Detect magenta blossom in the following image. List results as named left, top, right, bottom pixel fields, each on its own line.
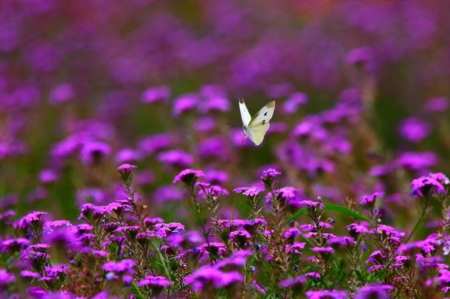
left=173, top=169, right=205, bottom=184
left=234, top=186, right=265, bottom=197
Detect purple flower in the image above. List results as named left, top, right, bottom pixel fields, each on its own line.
left=199, top=86, right=230, bottom=112
left=51, top=135, right=82, bottom=159
left=234, top=186, right=264, bottom=197
left=396, top=151, right=438, bottom=171
left=91, top=291, right=110, bottom=299
left=197, top=242, right=228, bottom=257
left=337, top=91, right=359, bottom=110
left=328, top=236, right=356, bottom=247
left=49, top=83, right=74, bottom=104
left=194, top=117, right=216, bottom=133
left=424, top=96, right=449, bottom=112
left=115, top=226, right=140, bottom=234
left=138, top=275, right=172, bottom=287
left=305, top=290, right=347, bottom=299
left=282, top=92, right=308, bottom=114
left=304, top=232, right=336, bottom=240
left=311, top=247, right=335, bottom=254
left=158, top=150, right=193, bottom=168
left=417, top=255, right=444, bottom=269
left=20, top=270, right=40, bottom=279
left=390, top=255, right=409, bottom=267
left=138, top=134, right=173, bottom=156
left=397, top=237, right=436, bottom=255
left=198, top=137, right=230, bottom=161
left=135, top=170, right=155, bottom=185
left=173, top=93, right=199, bottom=116
left=285, top=242, right=306, bottom=254
left=198, top=185, right=230, bottom=200
left=268, top=122, right=288, bottom=133
left=354, top=284, right=390, bottom=299
left=298, top=200, right=324, bottom=210
left=45, top=264, right=68, bottom=278
left=165, top=230, right=203, bottom=249
left=155, top=222, right=185, bottom=238
left=283, top=228, right=301, bottom=239
left=102, top=259, right=136, bottom=276
left=43, top=220, right=71, bottom=229
left=204, top=169, right=229, bottom=185
left=28, top=286, right=46, bottom=297
left=265, top=83, right=293, bottom=98
left=411, top=175, right=445, bottom=198
left=0, top=210, right=16, bottom=221
left=260, top=168, right=282, bottom=182
left=21, top=246, right=50, bottom=263
left=76, top=188, right=109, bottom=205
left=153, top=185, right=184, bottom=203
left=305, top=272, right=321, bottom=279
left=0, top=270, right=15, bottom=285
left=360, top=191, right=384, bottom=207
left=229, top=230, right=252, bottom=248
left=173, top=169, right=205, bottom=185
left=398, top=117, right=431, bottom=143
left=78, top=203, right=107, bottom=220
left=214, top=250, right=253, bottom=270
left=115, top=148, right=142, bottom=164
left=374, top=225, right=405, bottom=243
left=346, top=46, right=375, bottom=71
left=117, top=163, right=137, bottom=182
left=272, top=187, right=299, bottom=204
left=39, top=169, right=59, bottom=184
left=16, top=211, right=47, bottom=229
left=369, top=165, right=395, bottom=177
left=429, top=172, right=450, bottom=185
left=299, top=222, right=332, bottom=231
left=141, top=85, right=170, bottom=104
left=1, top=238, right=30, bottom=253
left=291, top=116, right=327, bottom=140
left=80, top=141, right=111, bottom=165
left=184, top=267, right=243, bottom=290
left=279, top=275, right=306, bottom=290
left=347, top=222, right=371, bottom=236
left=144, top=217, right=164, bottom=227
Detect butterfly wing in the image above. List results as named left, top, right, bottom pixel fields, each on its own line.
left=248, top=101, right=275, bottom=127
left=246, top=122, right=271, bottom=145
left=239, top=99, right=251, bottom=127
left=247, top=101, right=275, bottom=145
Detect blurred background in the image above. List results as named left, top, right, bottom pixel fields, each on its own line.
left=1, top=0, right=450, bottom=224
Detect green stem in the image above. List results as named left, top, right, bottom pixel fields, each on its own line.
left=404, top=199, right=429, bottom=243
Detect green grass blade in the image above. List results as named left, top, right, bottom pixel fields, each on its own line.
left=323, top=203, right=370, bottom=221
left=286, top=208, right=308, bottom=223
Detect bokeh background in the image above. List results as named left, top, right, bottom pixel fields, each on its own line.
left=1, top=0, right=450, bottom=224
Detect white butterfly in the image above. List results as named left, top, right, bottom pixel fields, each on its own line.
left=239, top=99, right=276, bottom=145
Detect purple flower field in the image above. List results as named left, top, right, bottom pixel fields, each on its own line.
left=1, top=1, right=450, bottom=298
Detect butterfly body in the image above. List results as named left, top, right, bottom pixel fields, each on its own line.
left=239, top=99, right=275, bottom=145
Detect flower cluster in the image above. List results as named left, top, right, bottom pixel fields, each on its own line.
left=1, top=1, right=450, bottom=298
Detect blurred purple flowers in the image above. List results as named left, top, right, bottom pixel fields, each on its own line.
left=1, top=1, right=450, bottom=298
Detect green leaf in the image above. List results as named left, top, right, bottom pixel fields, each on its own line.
left=286, top=208, right=308, bottom=223
left=286, top=203, right=370, bottom=223
left=323, top=203, right=370, bottom=221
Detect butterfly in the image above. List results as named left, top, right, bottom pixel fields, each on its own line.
left=239, top=99, right=276, bottom=145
